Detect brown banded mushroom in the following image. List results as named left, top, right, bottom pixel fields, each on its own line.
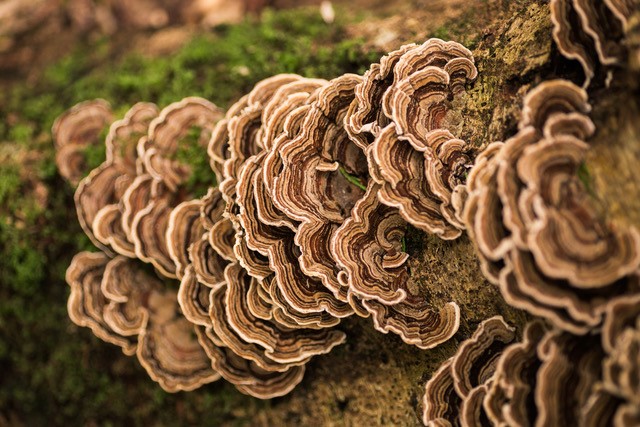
left=142, top=97, right=223, bottom=191
left=369, top=125, right=470, bottom=239
left=222, top=263, right=347, bottom=364
left=421, top=316, right=516, bottom=426
left=463, top=79, right=640, bottom=334
left=583, top=291, right=640, bottom=426
left=136, top=287, right=222, bottom=393
left=127, top=97, right=224, bottom=278
left=166, top=198, right=206, bottom=280
left=66, top=251, right=137, bottom=355
left=73, top=102, right=158, bottom=254
left=274, top=74, right=367, bottom=302
left=217, top=75, right=302, bottom=280
left=195, top=326, right=306, bottom=399
left=91, top=103, right=160, bottom=257
left=345, top=43, right=418, bottom=149
left=550, top=0, right=636, bottom=85
left=359, top=39, right=477, bottom=239
left=483, top=320, right=548, bottom=426
left=52, top=99, right=113, bottom=185
left=237, top=151, right=353, bottom=320
left=101, top=256, right=158, bottom=338
left=67, top=252, right=221, bottom=392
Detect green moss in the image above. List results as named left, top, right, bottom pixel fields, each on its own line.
left=174, top=127, right=217, bottom=199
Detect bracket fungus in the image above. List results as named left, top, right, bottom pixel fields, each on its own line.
left=422, top=316, right=516, bottom=426
left=56, top=34, right=597, bottom=402
left=358, top=39, right=478, bottom=239
left=550, top=0, right=638, bottom=85
left=463, top=79, right=640, bottom=334
left=67, top=252, right=220, bottom=392
left=52, top=99, right=114, bottom=186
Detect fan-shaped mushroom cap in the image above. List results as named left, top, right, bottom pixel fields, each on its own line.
left=370, top=125, right=469, bottom=239
left=332, top=182, right=408, bottom=305
left=130, top=187, right=179, bottom=278
left=581, top=291, right=640, bottom=426
left=207, top=282, right=300, bottom=372
left=177, top=265, right=219, bottom=327
left=66, top=251, right=137, bottom=355
left=143, top=97, right=223, bottom=191
left=237, top=152, right=352, bottom=318
left=262, top=103, right=311, bottom=224
left=274, top=74, right=367, bottom=299
left=345, top=43, right=418, bottom=149
left=220, top=75, right=301, bottom=216
left=464, top=80, right=640, bottom=334
left=74, top=103, right=159, bottom=255
left=483, top=320, right=548, bottom=426
left=422, top=316, right=515, bottom=426
left=222, top=263, right=346, bottom=364
left=382, top=39, right=476, bottom=122
left=217, top=75, right=303, bottom=281
left=518, top=137, right=640, bottom=287
left=189, top=234, right=229, bottom=288
left=75, top=163, right=125, bottom=254
left=52, top=99, right=113, bottom=185
left=101, top=256, right=159, bottom=338
left=195, top=326, right=306, bottom=399
left=91, top=104, right=160, bottom=256
left=550, top=0, right=634, bottom=85
left=364, top=296, right=460, bottom=350
left=422, top=358, right=458, bottom=426
left=121, top=174, right=155, bottom=239
left=259, top=78, right=328, bottom=151
left=166, top=199, right=205, bottom=280
left=68, top=252, right=220, bottom=392
left=200, top=187, right=225, bottom=231
left=534, top=329, right=604, bottom=426
left=136, top=289, right=221, bottom=392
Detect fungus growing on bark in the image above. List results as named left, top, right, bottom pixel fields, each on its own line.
left=52, top=99, right=113, bottom=185
left=66, top=251, right=138, bottom=355
left=166, top=199, right=205, bottom=280
left=369, top=125, right=471, bottom=239
left=550, top=0, right=636, bottom=85
left=66, top=252, right=220, bottom=392
left=274, top=74, right=367, bottom=301
left=72, top=102, right=157, bottom=254
left=196, top=326, right=306, bottom=399
left=584, top=291, right=640, bottom=426
left=125, top=97, right=223, bottom=278
left=463, top=79, right=640, bottom=334
left=218, top=263, right=346, bottom=364
left=91, top=103, right=160, bottom=257
left=354, top=39, right=477, bottom=239
left=422, top=316, right=516, bottom=426
left=60, top=34, right=500, bottom=400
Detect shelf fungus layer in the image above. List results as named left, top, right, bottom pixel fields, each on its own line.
left=463, top=79, right=640, bottom=334
left=52, top=99, right=114, bottom=185
left=422, top=316, right=516, bottom=426
left=550, top=0, right=636, bottom=84
left=66, top=252, right=220, bottom=392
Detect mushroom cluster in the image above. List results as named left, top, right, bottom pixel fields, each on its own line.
left=56, top=38, right=480, bottom=397
left=422, top=291, right=640, bottom=426
left=550, top=0, right=639, bottom=83
left=462, top=79, right=640, bottom=335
